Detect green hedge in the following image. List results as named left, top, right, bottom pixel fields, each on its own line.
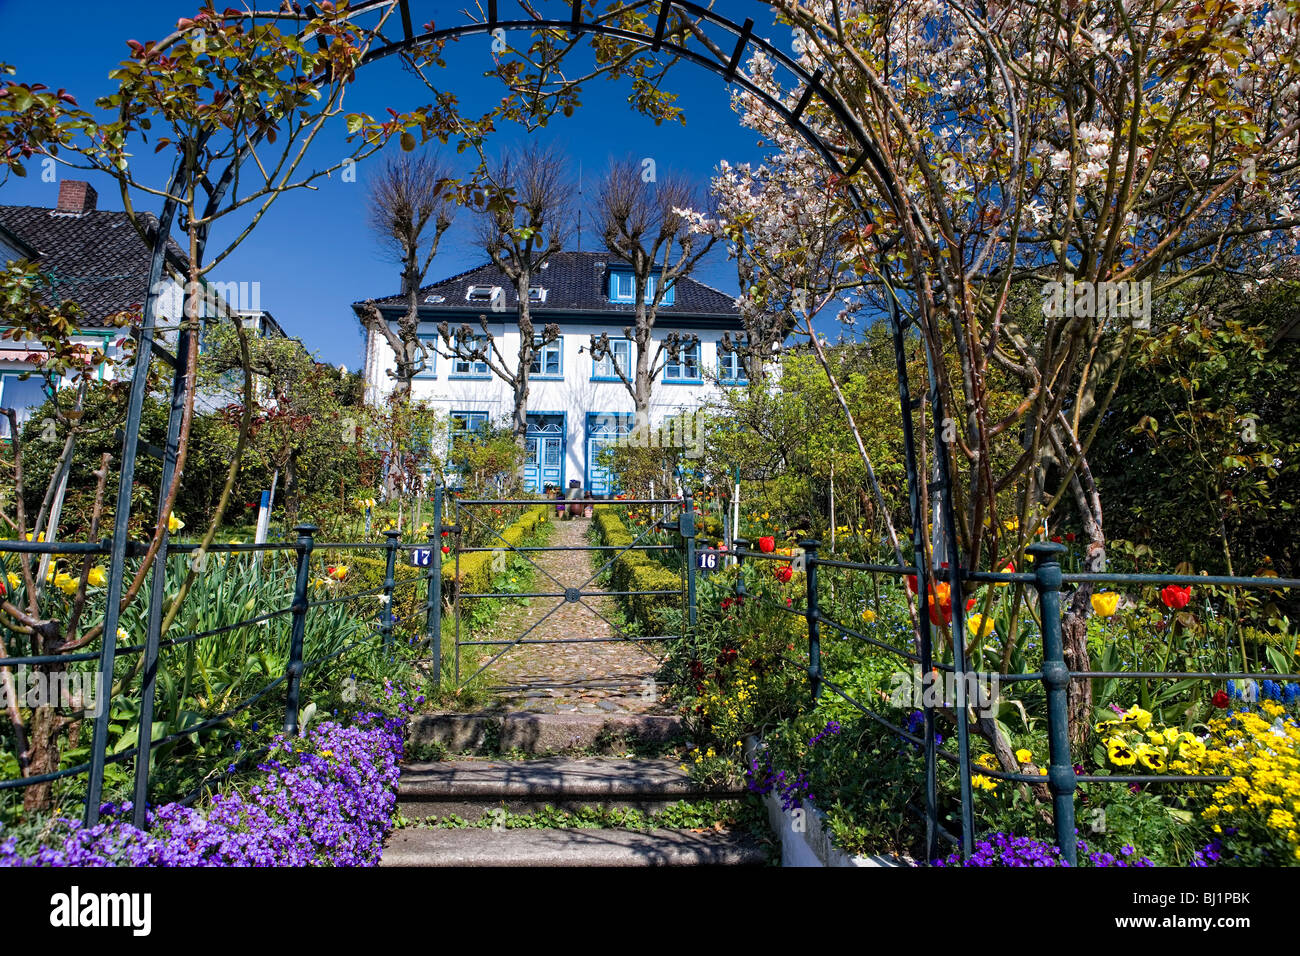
left=342, top=505, right=550, bottom=635
left=592, top=506, right=682, bottom=634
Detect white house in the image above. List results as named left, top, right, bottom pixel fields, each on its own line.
left=354, top=251, right=749, bottom=496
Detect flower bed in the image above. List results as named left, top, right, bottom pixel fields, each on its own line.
left=0, top=713, right=403, bottom=867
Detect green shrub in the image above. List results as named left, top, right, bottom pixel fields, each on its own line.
left=592, top=507, right=682, bottom=633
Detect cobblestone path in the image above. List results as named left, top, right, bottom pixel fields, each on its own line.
left=468, top=516, right=673, bottom=715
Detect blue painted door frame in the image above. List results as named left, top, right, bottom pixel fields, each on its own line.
left=586, top=412, right=632, bottom=497
left=524, top=411, right=566, bottom=493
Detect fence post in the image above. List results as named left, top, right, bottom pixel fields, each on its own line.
left=682, top=493, right=697, bottom=629
left=1028, top=541, right=1077, bottom=865
left=428, top=486, right=444, bottom=683
left=802, top=539, right=822, bottom=701
left=283, top=523, right=316, bottom=735
left=381, top=529, right=400, bottom=646
left=733, top=538, right=748, bottom=599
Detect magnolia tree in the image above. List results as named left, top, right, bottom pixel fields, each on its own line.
left=698, top=0, right=1300, bottom=743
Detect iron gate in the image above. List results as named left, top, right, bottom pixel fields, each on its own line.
left=443, top=496, right=700, bottom=691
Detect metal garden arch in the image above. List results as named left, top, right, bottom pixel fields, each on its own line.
left=89, top=0, right=974, bottom=852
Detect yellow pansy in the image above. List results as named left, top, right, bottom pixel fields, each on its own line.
left=1015, top=749, right=1033, bottom=764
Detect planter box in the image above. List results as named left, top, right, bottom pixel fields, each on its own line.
left=745, top=735, right=911, bottom=868
left=761, top=792, right=909, bottom=867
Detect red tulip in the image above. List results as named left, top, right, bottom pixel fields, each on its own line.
left=1160, top=584, right=1191, bottom=610
left=1212, top=690, right=1229, bottom=709
left=1064, top=533, right=1076, bottom=543
left=906, top=574, right=918, bottom=594
left=1050, top=535, right=1062, bottom=543
left=965, top=597, right=977, bottom=613
left=774, top=565, right=793, bottom=584
left=757, top=536, right=775, bottom=553
left=928, top=582, right=953, bottom=626
left=441, top=545, right=450, bottom=555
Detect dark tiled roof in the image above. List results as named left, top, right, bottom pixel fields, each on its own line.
left=356, top=250, right=739, bottom=318
left=0, top=205, right=188, bottom=327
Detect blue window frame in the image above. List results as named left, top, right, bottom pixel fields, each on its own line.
left=0, top=373, right=49, bottom=439
left=608, top=270, right=675, bottom=306
left=450, top=333, right=490, bottom=378
left=449, top=410, right=489, bottom=439
left=664, top=341, right=701, bottom=383
left=413, top=336, right=437, bottom=378
left=717, top=339, right=749, bottom=384
left=529, top=336, right=562, bottom=378
left=592, top=338, right=632, bottom=381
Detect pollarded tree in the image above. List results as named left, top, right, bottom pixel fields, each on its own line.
left=359, top=150, right=458, bottom=404
left=588, top=158, right=718, bottom=433
left=439, top=143, right=569, bottom=446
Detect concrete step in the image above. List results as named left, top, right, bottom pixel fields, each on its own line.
left=398, top=757, right=746, bottom=820
left=410, top=711, right=684, bottom=756
left=381, top=826, right=767, bottom=867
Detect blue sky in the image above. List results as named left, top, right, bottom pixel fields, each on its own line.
left=0, top=0, right=799, bottom=369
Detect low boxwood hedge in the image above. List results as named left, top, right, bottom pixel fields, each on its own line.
left=340, top=505, right=551, bottom=636
left=592, top=507, right=682, bottom=634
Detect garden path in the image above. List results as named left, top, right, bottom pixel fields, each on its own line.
left=476, top=515, right=671, bottom=716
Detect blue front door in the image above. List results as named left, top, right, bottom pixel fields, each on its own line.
left=524, top=414, right=565, bottom=492
left=586, top=413, right=632, bottom=497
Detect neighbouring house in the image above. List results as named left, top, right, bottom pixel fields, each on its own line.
left=354, top=250, right=748, bottom=495
left=0, top=180, right=285, bottom=434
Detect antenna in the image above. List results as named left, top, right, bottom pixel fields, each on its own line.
left=576, top=160, right=583, bottom=253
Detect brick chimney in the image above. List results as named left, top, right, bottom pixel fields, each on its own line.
left=55, top=180, right=97, bottom=215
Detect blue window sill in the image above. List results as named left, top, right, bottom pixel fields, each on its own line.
left=719, top=378, right=749, bottom=386
left=663, top=378, right=703, bottom=386
left=590, top=375, right=628, bottom=383
left=530, top=374, right=565, bottom=382
left=448, top=373, right=491, bottom=380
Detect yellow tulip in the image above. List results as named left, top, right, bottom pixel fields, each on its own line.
left=87, top=566, right=107, bottom=588
left=967, top=613, right=995, bottom=638
left=6, top=572, right=18, bottom=590
left=1091, top=592, right=1120, bottom=617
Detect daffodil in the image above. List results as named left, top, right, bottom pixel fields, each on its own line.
left=7, top=572, right=19, bottom=590
left=54, top=572, right=77, bottom=596
left=167, top=513, right=185, bottom=534
left=87, top=566, right=107, bottom=588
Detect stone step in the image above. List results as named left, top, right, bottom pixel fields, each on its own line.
left=410, top=711, right=684, bottom=756
left=398, top=757, right=746, bottom=820
left=381, top=826, right=767, bottom=867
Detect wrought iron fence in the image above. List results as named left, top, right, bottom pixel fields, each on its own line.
left=0, top=521, right=452, bottom=831
left=729, top=538, right=1300, bottom=865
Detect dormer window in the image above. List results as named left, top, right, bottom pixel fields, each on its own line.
left=466, top=285, right=503, bottom=304
left=528, top=287, right=548, bottom=304
left=608, top=270, right=675, bottom=306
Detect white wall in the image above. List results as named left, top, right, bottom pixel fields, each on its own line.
left=364, top=320, right=747, bottom=490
